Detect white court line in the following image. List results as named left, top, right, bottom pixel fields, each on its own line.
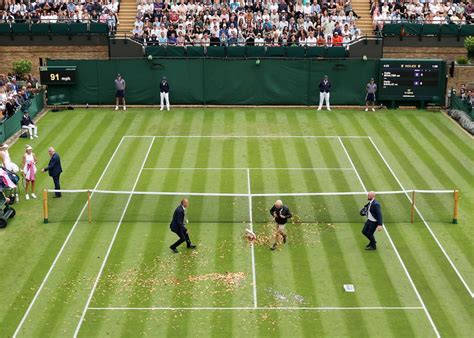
left=124, top=135, right=370, bottom=139
left=73, top=137, right=156, bottom=338
left=143, top=167, right=355, bottom=171
left=12, top=136, right=127, bottom=338
left=340, top=139, right=441, bottom=338
left=368, top=137, right=474, bottom=298
left=247, top=168, right=258, bottom=308
left=338, top=137, right=367, bottom=189
left=88, top=306, right=424, bottom=311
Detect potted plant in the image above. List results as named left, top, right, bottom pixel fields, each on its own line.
left=12, top=59, right=33, bottom=84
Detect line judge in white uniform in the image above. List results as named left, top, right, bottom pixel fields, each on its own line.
left=160, top=76, right=170, bottom=111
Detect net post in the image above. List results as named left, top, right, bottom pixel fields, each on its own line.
left=453, top=189, right=459, bottom=224
left=410, top=190, right=416, bottom=224
left=87, top=190, right=92, bottom=224
left=43, top=189, right=49, bottom=224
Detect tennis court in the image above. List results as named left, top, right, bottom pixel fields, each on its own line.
left=2, top=108, right=472, bottom=337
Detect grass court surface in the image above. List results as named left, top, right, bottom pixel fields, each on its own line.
left=0, top=108, right=472, bottom=337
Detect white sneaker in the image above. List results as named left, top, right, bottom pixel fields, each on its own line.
left=167, top=108, right=170, bottom=111
left=123, top=106, right=127, bottom=110
left=327, top=108, right=331, bottom=111
left=365, top=108, right=368, bottom=112
left=115, top=106, right=118, bottom=111
left=34, top=135, right=39, bottom=138
left=30, top=136, right=34, bottom=140
left=372, top=108, right=375, bottom=112
left=317, top=108, right=321, bottom=111
left=31, top=193, right=37, bottom=199
left=16, top=194, right=19, bottom=203
left=25, top=194, right=30, bottom=200
left=160, top=107, right=163, bottom=111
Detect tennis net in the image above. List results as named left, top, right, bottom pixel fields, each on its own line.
left=42, top=189, right=459, bottom=224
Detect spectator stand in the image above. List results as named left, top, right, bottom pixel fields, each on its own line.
left=126, top=0, right=363, bottom=50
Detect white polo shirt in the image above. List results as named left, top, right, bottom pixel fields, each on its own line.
left=367, top=199, right=377, bottom=222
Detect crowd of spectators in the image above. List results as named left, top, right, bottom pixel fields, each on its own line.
left=371, top=0, right=474, bottom=32
left=0, top=0, right=120, bottom=32
left=0, top=74, right=39, bottom=121
left=459, top=83, right=474, bottom=107
left=130, top=0, right=363, bottom=47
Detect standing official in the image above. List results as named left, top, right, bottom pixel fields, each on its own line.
left=270, top=200, right=292, bottom=251
left=41, top=147, right=63, bottom=198
left=360, top=191, right=383, bottom=250
left=365, top=78, right=377, bottom=111
left=317, top=75, right=331, bottom=111
left=169, top=198, right=196, bottom=253
left=160, top=76, right=170, bottom=111
left=114, top=74, right=126, bottom=111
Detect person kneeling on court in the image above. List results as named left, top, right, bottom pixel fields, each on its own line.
left=360, top=191, right=383, bottom=250
left=169, top=198, right=196, bottom=253
left=270, top=200, right=292, bottom=251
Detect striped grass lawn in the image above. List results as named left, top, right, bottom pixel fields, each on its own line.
left=0, top=108, right=472, bottom=337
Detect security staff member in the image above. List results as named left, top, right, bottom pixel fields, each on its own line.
left=365, top=78, right=377, bottom=111
left=160, top=76, right=170, bottom=111
left=317, top=75, right=331, bottom=111
left=270, top=200, right=292, bottom=251
left=169, top=198, right=196, bottom=253
left=41, top=147, right=63, bottom=198
left=361, top=191, right=383, bottom=250
left=114, top=74, right=126, bottom=111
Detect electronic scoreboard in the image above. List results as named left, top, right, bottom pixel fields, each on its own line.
left=39, top=66, right=77, bottom=85
left=378, top=59, right=445, bottom=102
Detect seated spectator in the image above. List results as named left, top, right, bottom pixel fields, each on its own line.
left=21, top=111, right=39, bottom=140
left=333, top=32, right=343, bottom=46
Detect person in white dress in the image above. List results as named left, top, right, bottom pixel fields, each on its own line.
left=22, top=145, right=38, bottom=200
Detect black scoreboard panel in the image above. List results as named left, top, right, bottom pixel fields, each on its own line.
left=40, top=66, right=77, bottom=85
left=378, top=60, right=445, bottom=101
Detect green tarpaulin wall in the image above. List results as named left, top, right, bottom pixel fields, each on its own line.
left=0, top=92, right=44, bottom=143
left=451, top=95, right=473, bottom=120
left=46, top=58, right=380, bottom=105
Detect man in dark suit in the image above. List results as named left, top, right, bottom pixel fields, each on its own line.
left=270, top=200, right=293, bottom=251
left=317, top=75, right=331, bottom=111
left=41, top=147, right=63, bottom=198
left=169, top=198, right=196, bottom=253
left=361, top=191, right=383, bottom=250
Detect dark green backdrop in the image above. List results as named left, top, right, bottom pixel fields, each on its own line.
left=47, top=58, right=381, bottom=105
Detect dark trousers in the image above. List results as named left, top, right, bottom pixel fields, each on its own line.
left=170, top=227, right=191, bottom=249
left=52, top=174, right=61, bottom=197
left=362, top=220, right=377, bottom=247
